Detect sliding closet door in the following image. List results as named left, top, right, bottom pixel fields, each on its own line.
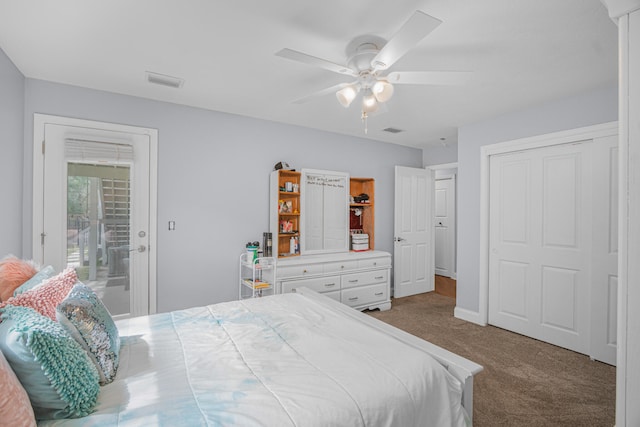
left=488, top=141, right=593, bottom=355
left=488, top=136, right=618, bottom=363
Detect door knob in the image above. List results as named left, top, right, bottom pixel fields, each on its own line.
left=394, top=237, right=406, bottom=242
left=130, top=245, right=146, bottom=253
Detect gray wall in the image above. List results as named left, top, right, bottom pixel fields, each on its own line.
left=456, top=84, right=618, bottom=314
left=21, top=79, right=422, bottom=312
left=423, top=141, right=458, bottom=166
left=0, top=48, right=25, bottom=258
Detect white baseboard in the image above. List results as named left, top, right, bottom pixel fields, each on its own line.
left=454, top=306, right=486, bottom=326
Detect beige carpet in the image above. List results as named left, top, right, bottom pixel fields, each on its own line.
left=366, top=292, right=616, bottom=426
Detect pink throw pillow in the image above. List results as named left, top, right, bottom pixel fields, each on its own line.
left=0, top=268, right=77, bottom=321
left=0, top=256, right=38, bottom=302
left=0, top=350, right=37, bottom=427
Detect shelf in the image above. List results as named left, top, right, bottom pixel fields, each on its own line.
left=278, top=253, right=300, bottom=258
left=278, top=232, right=299, bottom=237
left=278, top=212, right=300, bottom=216
left=241, top=279, right=272, bottom=290
left=350, top=177, right=375, bottom=251
left=279, top=191, right=300, bottom=196
left=241, top=262, right=274, bottom=270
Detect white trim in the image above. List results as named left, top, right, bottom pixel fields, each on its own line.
left=478, top=121, right=618, bottom=325
left=454, top=306, right=485, bottom=326
left=426, top=161, right=458, bottom=170
left=32, top=114, right=158, bottom=315
left=604, top=0, right=640, bottom=18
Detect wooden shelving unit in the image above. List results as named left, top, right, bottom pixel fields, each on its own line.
left=349, top=177, right=375, bottom=251
left=270, top=170, right=301, bottom=258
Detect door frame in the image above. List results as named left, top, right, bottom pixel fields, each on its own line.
left=32, top=114, right=158, bottom=314
left=429, top=162, right=458, bottom=279
left=473, top=121, right=619, bottom=326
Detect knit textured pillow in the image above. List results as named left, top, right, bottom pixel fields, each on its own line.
left=57, top=282, right=120, bottom=385
left=0, top=348, right=37, bottom=427
left=0, top=255, right=38, bottom=302
left=14, top=265, right=56, bottom=296
left=0, top=267, right=77, bottom=321
left=0, top=305, right=100, bottom=420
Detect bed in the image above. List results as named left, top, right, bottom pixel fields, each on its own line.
left=31, top=287, right=481, bottom=427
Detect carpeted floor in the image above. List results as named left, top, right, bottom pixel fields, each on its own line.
left=366, top=292, right=616, bottom=426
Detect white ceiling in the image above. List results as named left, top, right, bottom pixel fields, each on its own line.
left=0, top=0, right=618, bottom=149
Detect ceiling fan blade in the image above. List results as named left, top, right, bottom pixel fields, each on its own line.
left=386, top=71, right=472, bottom=86
left=292, top=82, right=355, bottom=104
left=372, top=11, right=442, bottom=72
left=276, top=48, right=356, bottom=76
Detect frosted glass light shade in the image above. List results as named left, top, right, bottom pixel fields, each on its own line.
left=372, top=80, right=394, bottom=103
left=362, top=92, right=379, bottom=113
left=336, top=86, right=358, bottom=107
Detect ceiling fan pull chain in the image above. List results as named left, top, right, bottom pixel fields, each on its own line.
left=362, top=111, right=368, bottom=134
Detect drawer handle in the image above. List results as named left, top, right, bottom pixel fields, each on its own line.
left=341, top=265, right=344, bottom=269
left=374, top=292, right=384, bottom=296
left=373, top=262, right=377, bottom=266
left=348, top=279, right=359, bottom=283
left=303, top=269, right=307, bottom=273
left=375, top=276, right=384, bottom=280
left=324, top=283, right=336, bottom=287
left=348, top=297, right=359, bottom=301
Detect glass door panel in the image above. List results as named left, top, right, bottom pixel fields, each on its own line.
left=67, top=163, right=131, bottom=315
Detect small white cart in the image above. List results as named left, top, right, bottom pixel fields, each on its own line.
left=239, top=253, right=276, bottom=299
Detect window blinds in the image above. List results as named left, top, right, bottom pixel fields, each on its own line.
left=65, top=138, right=134, bottom=163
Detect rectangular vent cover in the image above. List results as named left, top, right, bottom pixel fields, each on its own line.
left=146, top=71, right=184, bottom=88
left=383, top=127, right=404, bottom=134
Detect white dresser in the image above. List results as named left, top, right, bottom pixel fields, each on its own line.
left=276, top=250, right=391, bottom=311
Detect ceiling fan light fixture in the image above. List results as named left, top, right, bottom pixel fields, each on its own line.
left=362, top=90, right=379, bottom=113
left=372, top=80, right=394, bottom=103
left=336, top=85, right=358, bottom=108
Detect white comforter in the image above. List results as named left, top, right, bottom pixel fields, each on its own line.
left=40, top=291, right=469, bottom=426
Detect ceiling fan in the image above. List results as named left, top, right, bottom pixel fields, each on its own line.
left=275, top=10, right=470, bottom=132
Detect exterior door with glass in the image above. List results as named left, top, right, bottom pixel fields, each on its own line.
left=33, top=114, right=156, bottom=319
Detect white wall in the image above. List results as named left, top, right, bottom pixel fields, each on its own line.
left=456, top=84, right=618, bottom=313
left=0, top=48, right=24, bottom=258
left=20, top=79, right=422, bottom=312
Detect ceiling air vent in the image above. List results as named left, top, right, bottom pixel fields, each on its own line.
left=146, top=71, right=184, bottom=89
left=383, top=127, right=404, bottom=134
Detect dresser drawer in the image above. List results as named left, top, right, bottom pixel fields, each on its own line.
left=278, top=263, right=323, bottom=278
left=323, top=260, right=358, bottom=274
left=341, top=283, right=388, bottom=308
left=341, top=269, right=389, bottom=289
left=281, top=275, right=341, bottom=294
left=358, top=257, right=391, bottom=269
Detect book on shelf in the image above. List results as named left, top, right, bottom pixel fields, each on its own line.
left=242, top=279, right=271, bottom=289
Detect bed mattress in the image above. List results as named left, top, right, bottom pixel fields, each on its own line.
left=39, top=291, right=469, bottom=426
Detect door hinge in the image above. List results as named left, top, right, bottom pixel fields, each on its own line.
left=41, top=140, right=45, bottom=155
left=40, top=232, right=46, bottom=245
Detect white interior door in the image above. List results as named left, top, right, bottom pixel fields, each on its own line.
left=488, top=138, right=617, bottom=363
left=393, top=166, right=434, bottom=298
left=590, top=135, right=619, bottom=365
left=434, top=176, right=455, bottom=278
left=33, top=115, right=157, bottom=319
